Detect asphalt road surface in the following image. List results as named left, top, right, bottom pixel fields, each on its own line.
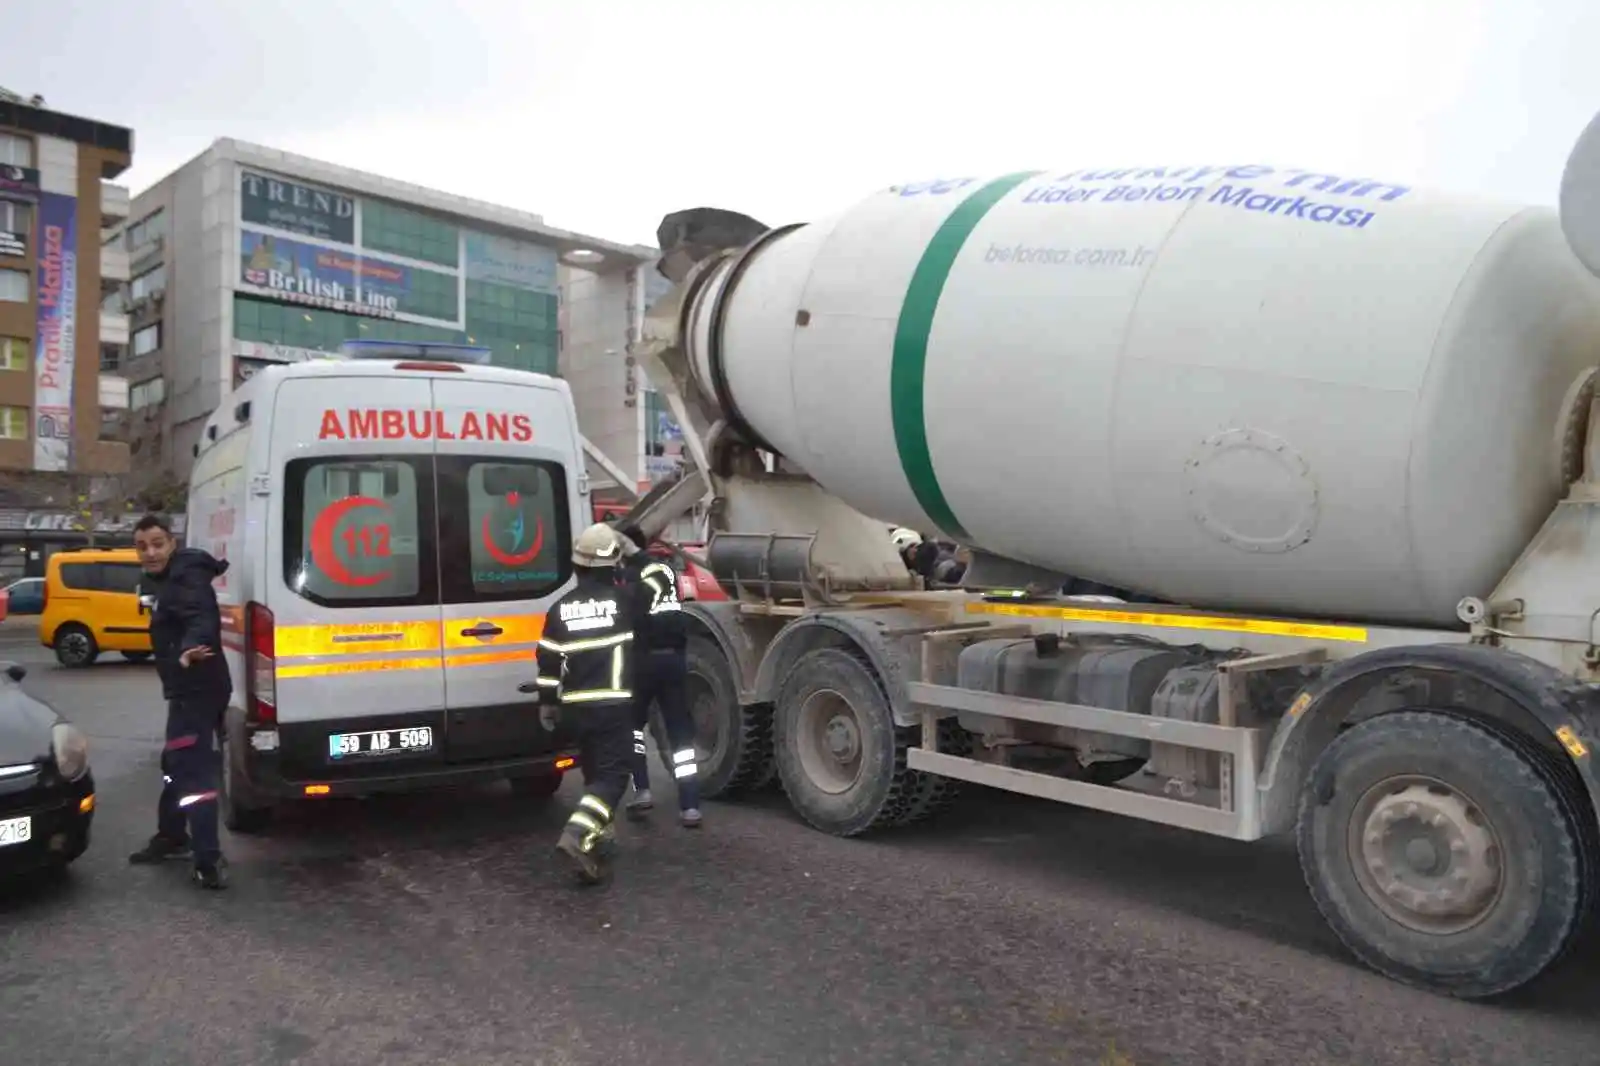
left=2, top=621, right=1599, bottom=1066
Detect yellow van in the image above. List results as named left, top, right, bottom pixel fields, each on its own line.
left=38, top=548, right=154, bottom=668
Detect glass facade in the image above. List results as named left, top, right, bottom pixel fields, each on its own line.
left=362, top=199, right=459, bottom=267
left=234, top=294, right=559, bottom=376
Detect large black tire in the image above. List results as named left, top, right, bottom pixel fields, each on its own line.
left=773, top=646, right=926, bottom=837
left=53, top=624, right=98, bottom=668
left=896, top=718, right=972, bottom=826
left=220, top=731, right=274, bottom=835
left=1297, top=710, right=1590, bottom=999
left=686, top=636, right=774, bottom=798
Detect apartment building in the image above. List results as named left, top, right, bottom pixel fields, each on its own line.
left=0, top=92, right=133, bottom=484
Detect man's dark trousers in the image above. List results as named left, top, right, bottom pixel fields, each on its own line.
left=157, top=696, right=225, bottom=864
left=630, top=648, right=701, bottom=810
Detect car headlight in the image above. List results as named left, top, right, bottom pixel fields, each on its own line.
left=51, top=722, right=89, bottom=781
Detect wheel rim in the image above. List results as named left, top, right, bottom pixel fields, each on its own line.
left=796, top=688, right=863, bottom=795
left=59, top=632, right=90, bottom=664
left=1346, top=774, right=1506, bottom=935
left=687, top=673, right=725, bottom=767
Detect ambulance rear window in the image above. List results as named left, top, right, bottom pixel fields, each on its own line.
left=282, top=456, right=438, bottom=608
left=436, top=456, right=571, bottom=603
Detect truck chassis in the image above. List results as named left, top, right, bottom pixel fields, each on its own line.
left=672, top=590, right=1600, bottom=1001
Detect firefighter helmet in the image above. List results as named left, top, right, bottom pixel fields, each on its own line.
left=573, top=522, right=625, bottom=568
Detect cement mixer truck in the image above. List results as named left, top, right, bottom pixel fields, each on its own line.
left=623, top=119, right=1600, bottom=1000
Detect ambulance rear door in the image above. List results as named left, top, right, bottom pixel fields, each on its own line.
left=267, top=374, right=447, bottom=781
left=432, top=375, right=576, bottom=763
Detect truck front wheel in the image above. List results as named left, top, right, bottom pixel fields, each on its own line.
left=686, top=636, right=774, bottom=798
left=1297, top=710, right=1588, bottom=999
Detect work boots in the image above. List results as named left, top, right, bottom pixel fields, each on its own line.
left=128, top=833, right=191, bottom=864
left=554, top=824, right=609, bottom=886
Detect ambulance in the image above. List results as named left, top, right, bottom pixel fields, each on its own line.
left=186, top=341, right=586, bottom=833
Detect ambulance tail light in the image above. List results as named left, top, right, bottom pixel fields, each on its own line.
left=245, top=600, right=277, bottom=725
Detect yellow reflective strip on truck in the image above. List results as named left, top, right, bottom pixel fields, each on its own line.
left=965, top=600, right=1369, bottom=643
left=275, top=621, right=443, bottom=657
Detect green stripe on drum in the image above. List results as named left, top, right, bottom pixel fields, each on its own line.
left=890, top=171, right=1042, bottom=541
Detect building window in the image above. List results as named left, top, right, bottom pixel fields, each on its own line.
left=131, top=323, right=161, bottom=357
left=0, top=134, right=32, bottom=168
left=0, top=336, right=27, bottom=372
left=125, top=210, right=166, bottom=250
left=0, top=269, right=27, bottom=303
left=233, top=294, right=465, bottom=355
left=0, top=199, right=30, bottom=234
left=100, top=343, right=121, bottom=372
left=129, top=264, right=164, bottom=303
left=0, top=405, right=26, bottom=440
left=362, top=199, right=459, bottom=267
left=130, top=377, right=165, bottom=410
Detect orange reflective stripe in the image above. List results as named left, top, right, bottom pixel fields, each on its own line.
left=442, top=614, right=546, bottom=648
left=220, top=605, right=245, bottom=635
left=445, top=648, right=538, bottom=668
left=277, top=655, right=443, bottom=679
left=275, top=621, right=443, bottom=657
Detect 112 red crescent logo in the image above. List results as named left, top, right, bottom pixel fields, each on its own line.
left=310, top=496, right=394, bottom=587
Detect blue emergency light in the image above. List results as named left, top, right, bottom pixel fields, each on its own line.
left=338, top=339, right=493, bottom=366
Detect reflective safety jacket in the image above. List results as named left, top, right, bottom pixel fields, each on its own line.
left=535, top=571, right=636, bottom=705
left=622, top=554, right=687, bottom=653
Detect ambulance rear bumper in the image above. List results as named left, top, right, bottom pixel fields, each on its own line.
left=226, top=708, right=581, bottom=800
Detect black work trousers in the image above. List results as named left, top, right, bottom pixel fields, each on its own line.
left=562, top=700, right=637, bottom=844
left=157, top=696, right=225, bottom=864
left=629, top=648, right=701, bottom=811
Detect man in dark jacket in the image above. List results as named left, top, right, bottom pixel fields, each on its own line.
left=126, top=513, right=232, bottom=890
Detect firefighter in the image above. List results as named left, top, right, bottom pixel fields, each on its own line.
left=615, top=524, right=702, bottom=828
left=535, top=523, right=640, bottom=885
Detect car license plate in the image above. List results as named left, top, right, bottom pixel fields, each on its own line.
left=0, top=816, right=32, bottom=847
left=327, top=727, right=433, bottom=760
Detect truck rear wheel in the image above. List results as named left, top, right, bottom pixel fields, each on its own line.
left=686, top=636, right=774, bottom=798
left=1297, top=710, right=1588, bottom=999
left=773, top=646, right=921, bottom=837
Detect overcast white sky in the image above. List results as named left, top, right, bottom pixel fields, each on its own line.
left=7, top=0, right=1600, bottom=246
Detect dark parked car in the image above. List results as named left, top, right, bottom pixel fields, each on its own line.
left=0, top=662, right=94, bottom=877
left=3, top=577, right=45, bottom=615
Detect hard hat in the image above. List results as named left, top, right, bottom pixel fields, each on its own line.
left=890, top=527, right=923, bottom=551
left=573, top=522, right=625, bottom=568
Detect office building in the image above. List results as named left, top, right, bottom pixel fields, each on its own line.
left=113, top=138, right=671, bottom=500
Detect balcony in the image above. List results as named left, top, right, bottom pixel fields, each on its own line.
left=101, top=183, right=130, bottom=225
left=100, top=244, right=129, bottom=289
left=98, top=374, right=128, bottom=410
left=100, top=311, right=129, bottom=346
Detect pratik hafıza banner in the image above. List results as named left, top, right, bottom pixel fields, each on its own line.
left=33, top=191, right=77, bottom=473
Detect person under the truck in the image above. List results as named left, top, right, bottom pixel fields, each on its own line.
left=891, top=528, right=966, bottom=587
